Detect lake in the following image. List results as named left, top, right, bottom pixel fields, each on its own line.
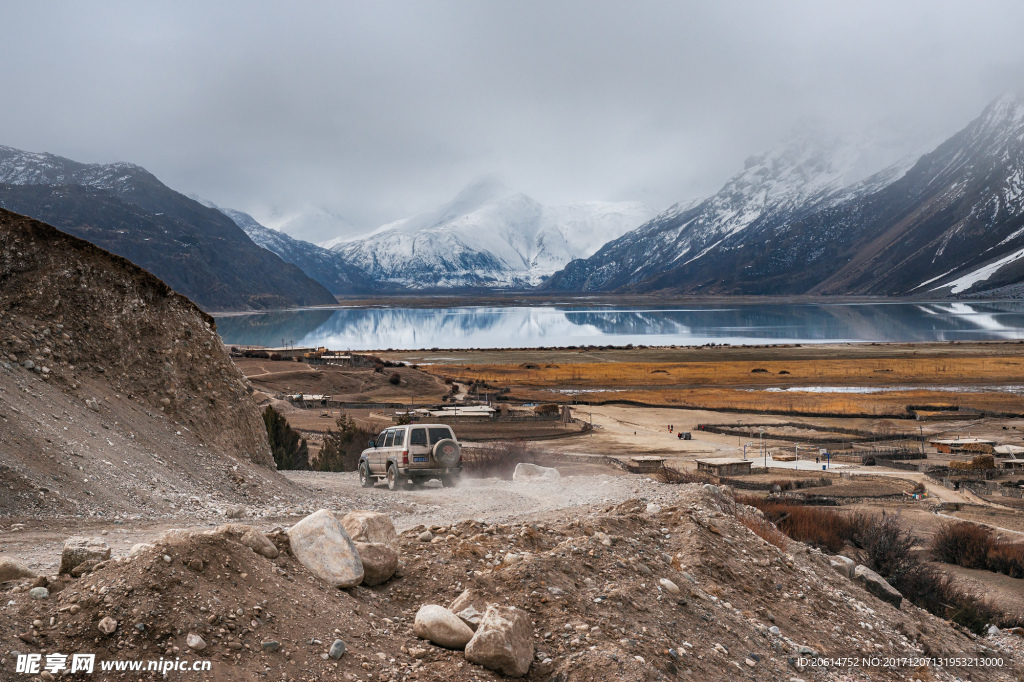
left=212, top=301, right=1024, bottom=350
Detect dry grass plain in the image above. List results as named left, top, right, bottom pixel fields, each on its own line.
left=401, top=342, right=1024, bottom=416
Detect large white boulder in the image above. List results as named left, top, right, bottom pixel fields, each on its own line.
left=338, top=511, right=399, bottom=551
left=339, top=510, right=399, bottom=585
left=59, top=537, right=111, bottom=575
left=286, top=509, right=364, bottom=588
left=465, top=605, right=534, bottom=678
left=512, top=463, right=561, bottom=483
left=414, top=605, right=474, bottom=649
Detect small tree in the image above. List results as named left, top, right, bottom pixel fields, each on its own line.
left=262, top=406, right=309, bottom=470
left=316, top=414, right=373, bottom=472
left=389, top=372, right=401, bottom=385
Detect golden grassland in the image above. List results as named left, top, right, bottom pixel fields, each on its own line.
left=420, top=352, right=1024, bottom=416
left=425, top=355, right=1024, bottom=388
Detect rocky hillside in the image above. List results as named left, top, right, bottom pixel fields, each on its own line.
left=3, top=485, right=1020, bottom=680
left=0, top=209, right=288, bottom=517
left=0, top=145, right=337, bottom=311
left=546, top=94, right=1024, bottom=297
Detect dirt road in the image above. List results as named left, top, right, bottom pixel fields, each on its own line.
left=0, top=467, right=667, bottom=576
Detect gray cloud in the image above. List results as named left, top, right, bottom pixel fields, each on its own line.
left=2, top=0, right=1023, bottom=241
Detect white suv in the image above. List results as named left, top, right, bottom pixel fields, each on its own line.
left=358, top=424, right=462, bottom=490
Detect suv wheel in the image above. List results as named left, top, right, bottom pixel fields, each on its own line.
left=441, top=473, right=460, bottom=488
left=358, top=462, right=373, bottom=488
left=386, top=464, right=406, bottom=491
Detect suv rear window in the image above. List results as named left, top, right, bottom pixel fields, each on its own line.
left=410, top=428, right=427, bottom=446
left=383, top=431, right=395, bottom=447
left=428, top=427, right=454, bottom=445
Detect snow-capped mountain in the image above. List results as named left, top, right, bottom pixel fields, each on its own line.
left=324, top=179, right=654, bottom=288
left=548, top=94, right=1024, bottom=297
left=546, top=132, right=915, bottom=292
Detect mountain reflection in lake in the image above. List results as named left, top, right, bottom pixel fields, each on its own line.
left=213, top=301, right=1024, bottom=350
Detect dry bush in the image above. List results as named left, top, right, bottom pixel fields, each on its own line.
left=739, top=513, right=789, bottom=551
left=657, top=466, right=717, bottom=485
left=855, top=512, right=916, bottom=580
left=739, top=498, right=1010, bottom=634
left=987, top=543, right=1024, bottom=579
left=931, top=521, right=993, bottom=569
left=461, top=441, right=538, bottom=480
left=738, top=497, right=859, bottom=554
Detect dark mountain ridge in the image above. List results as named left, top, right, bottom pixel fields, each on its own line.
left=0, top=146, right=336, bottom=311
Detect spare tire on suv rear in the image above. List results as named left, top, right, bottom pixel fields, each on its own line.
left=432, top=438, right=461, bottom=466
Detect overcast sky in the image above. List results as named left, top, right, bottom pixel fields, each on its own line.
left=2, top=1, right=1024, bottom=242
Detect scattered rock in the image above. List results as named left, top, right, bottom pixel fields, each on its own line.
left=465, top=605, right=534, bottom=678
left=28, top=587, right=49, bottom=600
left=329, top=639, right=347, bottom=659
left=418, top=531, right=434, bottom=542
left=593, top=532, right=612, bottom=547
left=853, top=565, right=903, bottom=608
left=512, top=463, right=561, bottom=482
left=449, top=588, right=488, bottom=615
left=224, top=505, right=247, bottom=519
left=0, top=558, right=36, bottom=582
left=84, top=397, right=99, bottom=411
left=59, top=536, right=111, bottom=575
left=659, top=578, right=680, bottom=595
left=354, top=541, right=398, bottom=586
left=829, top=555, right=856, bottom=579
left=455, top=605, right=484, bottom=631
left=413, top=604, right=474, bottom=649
left=646, top=503, right=662, bottom=514
left=286, top=509, right=364, bottom=588
left=70, top=560, right=99, bottom=577
left=261, top=640, right=280, bottom=652
left=769, top=626, right=781, bottom=636
left=128, top=543, right=155, bottom=557
left=98, top=617, right=118, bottom=635
left=215, top=524, right=280, bottom=559
left=186, top=633, right=206, bottom=650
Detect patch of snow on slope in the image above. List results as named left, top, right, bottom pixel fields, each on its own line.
left=936, top=246, right=1024, bottom=294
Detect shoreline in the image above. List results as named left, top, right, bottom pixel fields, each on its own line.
left=208, top=293, right=1022, bottom=315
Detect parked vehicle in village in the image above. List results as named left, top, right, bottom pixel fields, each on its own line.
left=358, top=424, right=462, bottom=490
